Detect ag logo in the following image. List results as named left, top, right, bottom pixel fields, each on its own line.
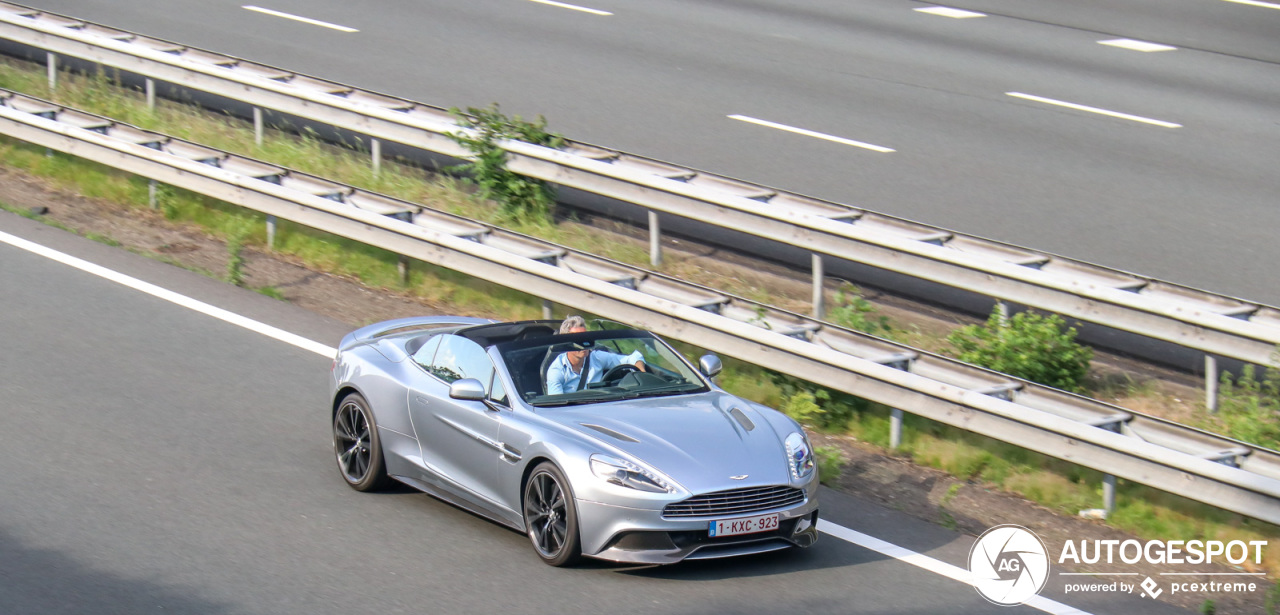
left=969, top=525, right=1050, bottom=606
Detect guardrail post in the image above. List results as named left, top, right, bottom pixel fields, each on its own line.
left=371, top=138, right=381, bottom=178
left=1103, top=473, right=1117, bottom=514
left=542, top=299, right=554, bottom=320
left=1205, top=354, right=1219, bottom=413
left=812, top=253, right=825, bottom=319
left=265, top=214, right=276, bottom=250
left=398, top=256, right=410, bottom=286
left=995, top=299, right=1009, bottom=326
left=148, top=179, right=157, bottom=210
left=648, top=210, right=662, bottom=267
left=46, top=52, right=56, bottom=91
left=253, top=107, right=263, bottom=147
left=890, top=407, right=903, bottom=449
left=145, top=78, right=155, bottom=111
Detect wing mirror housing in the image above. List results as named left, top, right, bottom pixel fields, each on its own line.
left=449, top=378, right=487, bottom=401
left=698, top=354, right=723, bottom=379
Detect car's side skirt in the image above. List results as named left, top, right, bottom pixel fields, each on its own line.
left=391, top=474, right=524, bottom=532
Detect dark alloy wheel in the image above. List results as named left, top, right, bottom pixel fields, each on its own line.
left=333, top=393, right=391, bottom=492
left=523, top=462, right=582, bottom=566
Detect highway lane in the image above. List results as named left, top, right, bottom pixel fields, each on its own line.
left=8, top=0, right=1280, bottom=305
left=0, top=212, right=1193, bottom=614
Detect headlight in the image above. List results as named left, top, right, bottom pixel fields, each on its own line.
left=590, top=454, right=675, bottom=493
left=785, top=433, right=815, bottom=480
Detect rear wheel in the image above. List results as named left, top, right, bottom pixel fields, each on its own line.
left=333, top=393, right=391, bottom=492
left=523, top=462, right=582, bottom=566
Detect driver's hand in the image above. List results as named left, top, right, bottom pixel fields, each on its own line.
left=635, top=360, right=646, bottom=372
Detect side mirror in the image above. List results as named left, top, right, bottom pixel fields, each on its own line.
left=698, top=354, right=723, bottom=379
left=449, top=378, right=486, bottom=401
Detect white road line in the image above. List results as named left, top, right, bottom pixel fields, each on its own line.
left=3, top=228, right=1098, bottom=615
left=914, top=6, right=987, bottom=18
left=0, top=229, right=336, bottom=358
left=242, top=6, right=358, bottom=32
left=819, top=521, right=1094, bottom=615
left=728, top=115, right=895, bottom=153
left=1222, top=0, right=1280, bottom=9
left=1098, top=39, right=1177, bottom=52
left=527, top=0, right=612, bottom=16
left=1005, top=92, right=1182, bottom=128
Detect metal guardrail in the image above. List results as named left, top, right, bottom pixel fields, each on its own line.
left=2, top=89, right=1277, bottom=523
left=2, top=2, right=1280, bottom=389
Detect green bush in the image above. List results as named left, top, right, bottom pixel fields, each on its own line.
left=828, top=283, right=893, bottom=338
left=447, top=103, right=563, bottom=223
left=1202, top=364, right=1280, bottom=449
left=225, top=219, right=254, bottom=286
left=814, top=446, right=843, bottom=486
left=946, top=308, right=1092, bottom=392
left=772, top=372, right=870, bottom=430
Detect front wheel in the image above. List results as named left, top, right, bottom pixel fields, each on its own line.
left=523, top=462, right=582, bottom=566
left=333, top=392, right=391, bottom=492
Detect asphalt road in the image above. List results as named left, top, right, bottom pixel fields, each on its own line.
left=0, top=211, right=1194, bottom=614
left=10, top=0, right=1280, bottom=304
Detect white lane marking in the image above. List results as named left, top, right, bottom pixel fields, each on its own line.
left=526, top=0, right=612, bottom=16
left=819, top=520, right=1094, bottom=615
left=1098, top=39, right=1177, bottom=52
left=728, top=115, right=895, bottom=153
left=0, top=229, right=1099, bottom=615
left=914, top=6, right=986, bottom=18
left=242, top=6, right=359, bottom=32
left=1005, top=92, right=1182, bottom=128
left=1222, top=0, right=1280, bottom=9
left=0, top=229, right=336, bottom=358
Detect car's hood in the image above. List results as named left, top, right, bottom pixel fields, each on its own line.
left=541, top=391, right=795, bottom=494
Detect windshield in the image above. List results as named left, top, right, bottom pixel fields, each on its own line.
left=496, top=329, right=710, bottom=407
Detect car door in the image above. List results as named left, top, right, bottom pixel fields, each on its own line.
left=408, top=334, right=506, bottom=511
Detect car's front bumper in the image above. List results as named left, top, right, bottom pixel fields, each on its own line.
left=576, top=491, right=820, bottom=565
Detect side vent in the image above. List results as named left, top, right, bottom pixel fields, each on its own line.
left=580, top=423, right=639, bottom=443
left=729, top=408, right=755, bottom=432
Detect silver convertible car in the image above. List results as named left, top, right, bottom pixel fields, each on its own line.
left=329, top=316, right=819, bottom=565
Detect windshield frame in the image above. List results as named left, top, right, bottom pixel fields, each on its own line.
left=495, top=328, right=711, bottom=408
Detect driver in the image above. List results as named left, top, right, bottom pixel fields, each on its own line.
left=545, top=315, right=647, bottom=394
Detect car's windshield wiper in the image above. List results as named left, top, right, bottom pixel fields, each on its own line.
left=617, top=383, right=706, bottom=400
left=530, top=394, right=624, bottom=407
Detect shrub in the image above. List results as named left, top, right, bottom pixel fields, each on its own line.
left=225, top=219, right=254, bottom=286
left=447, top=103, right=564, bottom=223
left=1203, top=364, right=1280, bottom=449
left=828, top=283, right=893, bottom=338
left=772, top=372, right=870, bottom=430
left=946, top=308, right=1092, bottom=392
left=814, top=446, right=843, bottom=486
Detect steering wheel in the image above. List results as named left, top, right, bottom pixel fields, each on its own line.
left=601, top=363, right=640, bottom=383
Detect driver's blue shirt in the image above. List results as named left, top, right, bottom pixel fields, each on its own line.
left=546, top=349, right=644, bottom=394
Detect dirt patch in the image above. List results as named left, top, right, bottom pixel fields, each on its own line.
left=0, top=163, right=1271, bottom=612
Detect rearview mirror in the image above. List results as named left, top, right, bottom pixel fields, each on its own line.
left=449, top=378, right=486, bottom=401
left=698, top=354, right=723, bottom=379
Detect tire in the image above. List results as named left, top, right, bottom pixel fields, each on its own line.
left=523, top=462, right=582, bottom=567
left=333, top=392, right=391, bottom=492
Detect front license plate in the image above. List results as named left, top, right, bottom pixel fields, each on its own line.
left=708, top=513, right=779, bottom=537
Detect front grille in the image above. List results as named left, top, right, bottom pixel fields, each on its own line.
left=663, top=485, right=805, bottom=518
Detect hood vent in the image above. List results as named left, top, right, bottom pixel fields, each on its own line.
left=580, top=423, right=639, bottom=443
left=729, top=407, right=755, bottom=432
